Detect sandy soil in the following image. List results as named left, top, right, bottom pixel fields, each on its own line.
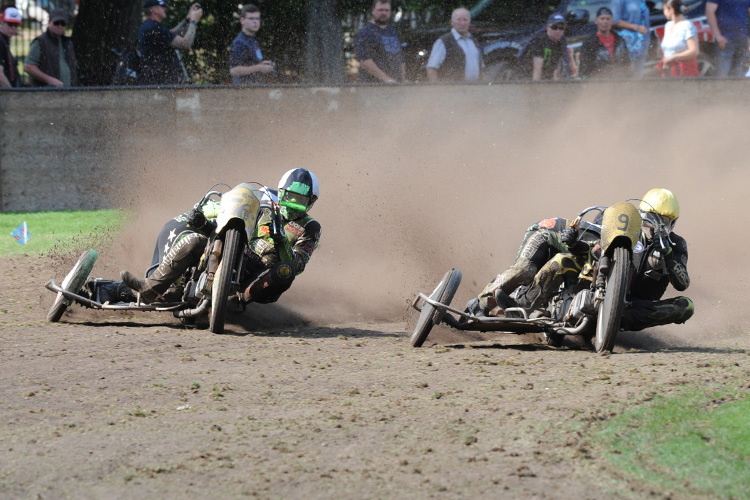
left=1, top=251, right=748, bottom=499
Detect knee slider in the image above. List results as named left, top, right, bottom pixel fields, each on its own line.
left=675, top=296, right=694, bottom=323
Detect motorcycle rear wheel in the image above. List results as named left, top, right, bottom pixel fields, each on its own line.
left=209, top=228, right=241, bottom=334
left=410, top=268, right=461, bottom=347
left=47, top=249, right=98, bottom=322
left=595, top=246, right=629, bottom=353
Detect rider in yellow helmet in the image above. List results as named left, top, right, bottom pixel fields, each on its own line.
left=621, top=188, right=693, bottom=331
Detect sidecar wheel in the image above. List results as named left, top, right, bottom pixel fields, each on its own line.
left=210, top=228, right=241, bottom=334
left=410, top=268, right=461, bottom=348
left=595, top=246, right=630, bottom=353
left=47, top=249, right=98, bottom=322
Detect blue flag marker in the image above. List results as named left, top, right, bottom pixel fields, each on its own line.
left=11, top=221, right=30, bottom=245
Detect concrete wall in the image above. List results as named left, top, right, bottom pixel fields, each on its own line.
left=0, top=80, right=749, bottom=212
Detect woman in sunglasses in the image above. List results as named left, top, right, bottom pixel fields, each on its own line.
left=23, top=8, right=79, bottom=87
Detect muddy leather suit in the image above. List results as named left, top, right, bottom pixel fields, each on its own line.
left=240, top=207, right=321, bottom=304
left=476, top=218, right=576, bottom=314
left=135, top=209, right=217, bottom=303
left=621, top=232, right=693, bottom=331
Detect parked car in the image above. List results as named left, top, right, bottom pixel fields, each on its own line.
left=397, top=0, right=715, bottom=81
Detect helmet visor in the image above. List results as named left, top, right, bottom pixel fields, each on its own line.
left=280, top=190, right=310, bottom=213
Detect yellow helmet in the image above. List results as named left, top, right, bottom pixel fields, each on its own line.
left=639, top=188, right=679, bottom=220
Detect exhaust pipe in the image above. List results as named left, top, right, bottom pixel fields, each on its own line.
left=174, top=298, right=210, bottom=319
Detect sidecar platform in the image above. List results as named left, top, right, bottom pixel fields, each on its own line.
left=45, top=279, right=187, bottom=312
left=410, top=268, right=592, bottom=347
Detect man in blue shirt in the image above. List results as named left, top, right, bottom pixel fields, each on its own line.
left=354, top=0, right=405, bottom=83
left=612, top=0, right=651, bottom=78
left=137, top=0, right=202, bottom=85
left=706, top=0, right=750, bottom=77
left=229, top=4, right=275, bottom=85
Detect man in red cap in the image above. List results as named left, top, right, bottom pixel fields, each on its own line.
left=0, top=7, right=22, bottom=88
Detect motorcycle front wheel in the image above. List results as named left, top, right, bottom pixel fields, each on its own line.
left=209, top=228, right=241, bottom=334
left=47, top=249, right=98, bottom=322
left=595, top=246, right=630, bottom=353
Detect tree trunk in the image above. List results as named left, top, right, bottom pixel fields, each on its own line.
left=72, top=0, right=142, bottom=86
left=305, top=0, right=344, bottom=84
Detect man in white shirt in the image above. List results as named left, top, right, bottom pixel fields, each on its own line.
left=426, top=8, right=484, bottom=82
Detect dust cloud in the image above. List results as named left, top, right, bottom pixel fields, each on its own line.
left=103, top=82, right=748, bottom=345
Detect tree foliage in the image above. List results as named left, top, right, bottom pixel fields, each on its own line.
left=73, top=0, right=142, bottom=86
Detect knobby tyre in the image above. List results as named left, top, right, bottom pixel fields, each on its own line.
left=210, top=228, right=241, bottom=334
left=410, top=268, right=461, bottom=347
left=47, top=249, right=98, bottom=322
left=595, top=246, right=630, bottom=353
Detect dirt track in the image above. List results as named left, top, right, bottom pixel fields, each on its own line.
left=1, top=253, right=748, bottom=499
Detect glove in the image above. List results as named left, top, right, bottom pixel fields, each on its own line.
left=186, top=208, right=206, bottom=229
left=560, top=227, right=577, bottom=247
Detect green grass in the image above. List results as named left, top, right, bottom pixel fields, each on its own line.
left=0, top=210, right=131, bottom=256
left=592, top=389, right=750, bottom=498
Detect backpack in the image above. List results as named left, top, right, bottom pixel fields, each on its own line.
left=111, top=45, right=142, bottom=86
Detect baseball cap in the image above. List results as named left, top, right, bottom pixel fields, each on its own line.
left=596, top=7, right=613, bottom=17
left=144, top=0, right=170, bottom=8
left=546, top=13, right=566, bottom=26
left=50, top=8, right=69, bottom=23
left=1, top=7, right=23, bottom=24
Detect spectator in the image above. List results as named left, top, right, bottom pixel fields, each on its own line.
left=137, top=0, right=203, bottom=85
left=425, top=7, right=484, bottom=82
left=706, top=0, right=750, bottom=77
left=515, top=13, right=570, bottom=81
left=612, top=0, right=651, bottom=78
left=54, top=0, right=78, bottom=24
left=229, top=4, right=274, bottom=85
left=23, top=9, right=79, bottom=87
left=658, top=0, right=700, bottom=77
left=579, top=7, right=630, bottom=79
left=354, top=0, right=405, bottom=83
left=0, top=6, right=22, bottom=88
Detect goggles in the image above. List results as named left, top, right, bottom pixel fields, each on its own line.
left=641, top=211, right=677, bottom=233
left=279, top=189, right=310, bottom=212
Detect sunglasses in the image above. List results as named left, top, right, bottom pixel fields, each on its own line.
left=549, top=24, right=566, bottom=31
left=53, top=20, right=66, bottom=26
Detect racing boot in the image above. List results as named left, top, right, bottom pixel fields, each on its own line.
left=121, top=271, right=146, bottom=293
left=463, top=297, right=484, bottom=316
left=85, top=278, right=137, bottom=303
left=494, top=289, right=518, bottom=310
